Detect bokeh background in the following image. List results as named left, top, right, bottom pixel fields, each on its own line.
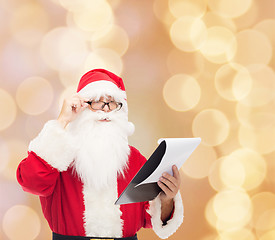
left=1, top=0, right=275, bottom=239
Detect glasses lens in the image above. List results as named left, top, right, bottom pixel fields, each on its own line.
left=90, top=101, right=122, bottom=111
left=91, top=101, right=104, bottom=110
left=108, top=101, right=119, bottom=110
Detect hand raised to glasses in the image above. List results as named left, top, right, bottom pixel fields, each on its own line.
left=57, top=94, right=89, bottom=128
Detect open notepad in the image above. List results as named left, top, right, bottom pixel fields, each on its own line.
left=115, top=138, right=201, bottom=205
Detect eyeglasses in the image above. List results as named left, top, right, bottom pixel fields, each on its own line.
left=87, top=100, right=123, bottom=111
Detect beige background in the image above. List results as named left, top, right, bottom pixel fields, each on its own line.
left=1, top=0, right=275, bottom=239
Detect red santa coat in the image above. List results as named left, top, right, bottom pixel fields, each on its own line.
left=16, top=120, right=183, bottom=239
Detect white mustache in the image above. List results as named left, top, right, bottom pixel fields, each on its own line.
left=94, top=111, right=115, bottom=121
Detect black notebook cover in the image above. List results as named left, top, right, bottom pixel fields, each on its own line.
left=115, top=138, right=201, bottom=205
left=115, top=141, right=166, bottom=205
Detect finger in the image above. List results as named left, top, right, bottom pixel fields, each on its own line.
left=81, top=102, right=89, bottom=108
left=159, top=176, right=177, bottom=192
left=75, top=96, right=90, bottom=112
left=76, top=96, right=91, bottom=111
left=79, top=102, right=89, bottom=113
left=79, top=96, right=90, bottom=105
left=71, top=99, right=82, bottom=112
left=172, top=165, right=181, bottom=184
left=71, top=99, right=81, bottom=108
left=157, top=181, right=173, bottom=198
left=162, top=173, right=178, bottom=188
left=71, top=94, right=89, bottom=106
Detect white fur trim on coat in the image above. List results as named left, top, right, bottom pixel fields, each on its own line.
left=83, top=182, right=123, bottom=237
left=28, top=120, right=76, bottom=172
left=147, top=192, right=184, bottom=239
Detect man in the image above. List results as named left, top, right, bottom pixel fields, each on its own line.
left=17, top=69, right=184, bottom=240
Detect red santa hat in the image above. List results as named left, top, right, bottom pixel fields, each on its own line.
left=77, top=69, right=127, bottom=102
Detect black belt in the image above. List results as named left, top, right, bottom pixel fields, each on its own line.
left=52, top=232, right=138, bottom=240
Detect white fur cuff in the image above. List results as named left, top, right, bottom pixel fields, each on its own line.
left=148, top=192, right=184, bottom=239
left=29, top=120, right=76, bottom=172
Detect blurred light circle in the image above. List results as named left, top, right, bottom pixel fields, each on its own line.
left=230, top=148, right=266, bottom=190
left=208, top=0, right=253, bottom=18
left=168, top=0, right=207, bottom=18
left=192, top=109, right=230, bottom=146
left=233, top=1, right=259, bottom=30
left=200, top=26, right=237, bottom=64
left=40, top=27, right=88, bottom=70
left=59, top=0, right=87, bottom=11
left=25, top=115, right=48, bottom=140
left=153, top=0, right=175, bottom=26
left=251, top=192, right=275, bottom=227
left=60, top=53, right=87, bottom=87
left=0, top=89, right=17, bottom=131
left=215, top=63, right=252, bottom=101
left=90, top=25, right=129, bottom=57
left=238, top=124, right=275, bottom=154
left=220, top=155, right=246, bottom=189
left=72, top=0, right=113, bottom=32
left=213, top=190, right=252, bottom=226
left=182, top=143, right=217, bottom=179
left=170, top=16, right=207, bottom=52
left=50, top=0, right=60, bottom=5
left=236, top=102, right=275, bottom=129
left=59, top=52, right=88, bottom=88
left=16, top=77, right=54, bottom=115
left=233, top=30, right=272, bottom=66
left=0, top=1, right=11, bottom=34
left=1, top=40, right=46, bottom=83
left=217, top=229, right=256, bottom=240
left=166, top=49, right=205, bottom=77
left=208, top=158, right=226, bottom=191
left=232, top=65, right=254, bottom=100
left=203, top=11, right=236, bottom=32
left=3, top=205, right=41, bottom=239
left=205, top=196, right=218, bottom=229
left=10, top=3, right=49, bottom=46
left=111, top=6, right=142, bottom=43
left=163, top=74, right=201, bottom=112
left=201, top=235, right=218, bottom=240
left=83, top=49, right=123, bottom=77
left=216, top=207, right=252, bottom=232
left=0, top=138, right=9, bottom=174
left=59, top=85, right=78, bottom=111
left=255, top=209, right=275, bottom=233
left=239, top=65, right=275, bottom=107
left=3, top=139, right=28, bottom=180
left=254, top=19, right=275, bottom=46
left=108, top=0, right=122, bottom=9
left=265, top=156, right=275, bottom=192
left=259, top=230, right=275, bottom=240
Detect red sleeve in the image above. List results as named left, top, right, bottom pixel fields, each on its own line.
left=143, top=201, right=153, bottom=228
left=17, top=151, right=59, bottom=197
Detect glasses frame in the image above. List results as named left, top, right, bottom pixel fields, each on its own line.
left=86, top=100, right=123, bottom=111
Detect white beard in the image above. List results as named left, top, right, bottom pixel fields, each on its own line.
left=67, top=109, right=134, bottom=190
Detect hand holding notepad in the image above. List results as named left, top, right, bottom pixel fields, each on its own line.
left=115, top=138, right=201, bottom=205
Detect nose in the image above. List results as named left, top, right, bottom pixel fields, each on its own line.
left=102, top=104, right=110, bottom=112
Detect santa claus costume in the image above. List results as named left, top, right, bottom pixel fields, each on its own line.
left=17, top=69, right=184, bottom=240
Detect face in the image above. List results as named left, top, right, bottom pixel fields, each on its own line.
left=87, top=96, right=116, bottom=122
